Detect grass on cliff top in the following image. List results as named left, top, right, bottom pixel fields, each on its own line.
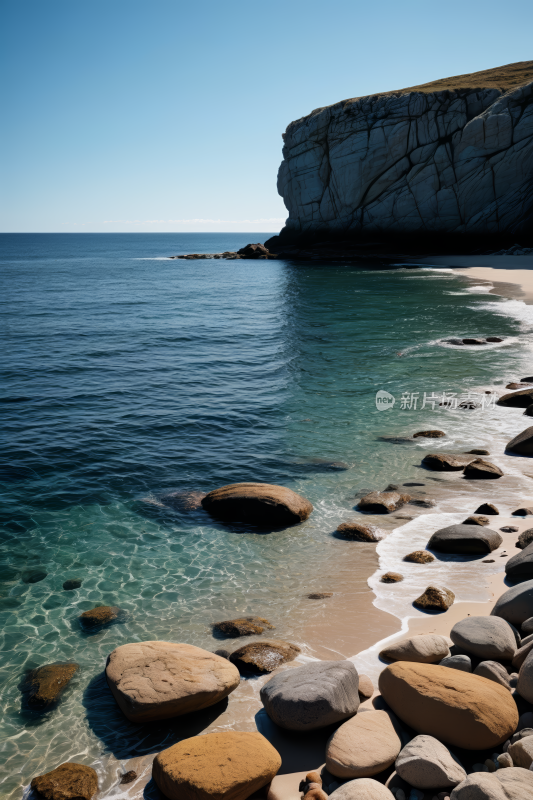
left=297, top=61, right=533, bottom=126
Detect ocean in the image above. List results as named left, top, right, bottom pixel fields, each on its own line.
left=2, top=233, right=533, bottom=798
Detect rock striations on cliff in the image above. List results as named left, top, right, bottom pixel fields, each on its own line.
left=269, top=61, right=533, bottom=246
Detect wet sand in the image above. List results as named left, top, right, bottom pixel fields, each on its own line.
left=412, top=255, right=533, bottom=303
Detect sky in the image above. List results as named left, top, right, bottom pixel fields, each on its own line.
left=1, top=0, right=532, bottom=233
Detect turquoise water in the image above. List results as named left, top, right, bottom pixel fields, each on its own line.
left=1, top=234, right=532, bottom=797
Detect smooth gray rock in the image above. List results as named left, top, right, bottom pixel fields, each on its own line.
left=513, top=638, right=533, bottom=670
left=508, top=737, right=533, bottom=769
left=259, top=659, right=359, bottom=731
left=474, top=660, right=512, bottom=689
left=439, top=655, right=472, bottom=672
left=451, top=616, right=517, bottom=660
left=395, top=735, right=466, bottom=789
left=498, top=388, right=533, bottom=408
left=329, top=778, right=395, bottom=800
left=522, top=617, right=533, bottom=635
left=492, top=579, right=533, bottom=625
left=506, top=543, right=533, bottom=581
left=450, top=768, right=533, bottom=799
left=517, top=711, right=533, bottom=731
left=517, top=649, right=533, bottom=703
left=517, top=529, right=533, bottom=550
left=428, top=524, right=503, bottom=554
left=506, top=427, right=533, bottom=455
left=273, top=66, right=533, bottom=242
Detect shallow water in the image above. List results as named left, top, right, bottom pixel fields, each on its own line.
left=2, top=233, right=533, bottom=797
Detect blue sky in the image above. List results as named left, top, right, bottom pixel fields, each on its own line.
left=1, top=0, right=532, bottom=233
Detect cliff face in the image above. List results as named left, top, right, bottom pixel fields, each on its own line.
left=274, top=62, right=533, bottom=244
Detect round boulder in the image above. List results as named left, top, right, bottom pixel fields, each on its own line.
left=105, top=641, right=240, bottom=723
left=201, top=483, right=313, bottom=527
left=31, top=763, right=98, bottom=800
left=506, top=543, right=533, bottom=582
left=413, top=585, right=454, bottom=611
left=358, top=674, right=374, bottom=700
left=153, top=731, right=281, bottom=800
left=475, top=503, right=499, bottom=514
left=517, top=529, right=533, bottom=549
left=427, top=523, right=502, bottom=554
left=439, top=655, right=472, bottom=673
left=329, top=778, right=394, bottom=800
left=79, top=606, right=122, bottom=628
left=450, top=616, right=517, bottom=661
left=378, top=662, right=518, bottom=749
left=326, top=709, right=402, bottom=778
left=450, top=768, right=533, bottom=799
left=395, top=734, right=466, bottom=789
left=422, top=453, right=473, bottom=471
left=491, top=579, right=533, bottom=625
left=260, top=660, right=360, bottom=731
left=336, top=522, right=385, bottom=542
left=464, top=459, right=503, bottom=479
left=404, top=550, right=435, bottom=563
left=506, top=427, right=533, bottom=455
left=379, top=634, right=450, bottom=664
left=474, top=660, right=512, bottom=689
left=497, top=388, right=533, bottom=408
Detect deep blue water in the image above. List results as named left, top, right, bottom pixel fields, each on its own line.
left=1, top=233, right=532, bottom=797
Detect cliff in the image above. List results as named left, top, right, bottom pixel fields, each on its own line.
left=270, top=61, right=533, bottom=248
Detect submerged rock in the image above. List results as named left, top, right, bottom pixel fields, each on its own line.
left=31, top=763, right=98, bottom=800
left=413, top=430, right=445, bottom=438
left=201, top=482, right=313, bottom=527
left=63, top=578, right=82, bottom=591
left=79, top=605, right=122, bottom=628
left=307, top=592, right=333, bottom=599
left=25, top=662, right=79, bottom=708
left=336, top=521, right=385, bottom=541
left=22, top=570, right=47, bottom=584
left=213, top=617, right=274, bottom=637
left=357, top=491, right=411, bottom=513
left=120, top=771, right=137, bottom=784
left=422, top=453, right=474, bottom=471
left=413, top=586, right=454, bottom=611
left=467, top=450, right=491, bottom=456
left=229, top=639, right=301, bottom=674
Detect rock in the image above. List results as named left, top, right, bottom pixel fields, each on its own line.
left=260, top=660, right=360, bottom=731
left=422, top=454, right=475, bottom=471
left=462, top=338, right=487, bottom=345
left=328, top=778, right=395, bottom=800
left=380, top=634, right=450, bottom=664
left=517, top=529, right=533, bottom=549
left=522, top=377, right=533, bottom=383
left=213, top=617, right=274, bottom=637
left=428, top=524, right=502, bottom=554
left=31, top=763, right=98, bottom=800
left=508, top=737, right=533, bottom=769
left=63, top=579, right=82, bottom=590
left=79, top=606, right=121, bottom=628
left=201, top=482, right=313, bottom=527
left=522, top=617, right=533, bottom=635
left=381, top=572, right=404, bottom=583
left=467, top=451, right=491, bottom=457
left=502, top=526, right=520, bottom=533
left=105, top=641, right=240, bottom=722
left=497, top=388, right=533, bottom=408
left=492, top=579, right=533, bottom=625
left=336, top=521, right=385, bottom=541
left=357, top=491, right=411, bottom=514
left=474, top=661, right=512, bottom=689
left=506, top=383, right=533, bottom=390
left=326, top=709, right=402, bottom=778
left=120, top=771, right=137, bottom=784
left=22, top=570, right=47, bottom=584
left=506, top=427, right=533, bottom=455
left=524, top=405, right=533, bottom=417
left=273, top=64, right=533, bottom=245
left=517, top=711, right=533, bottom=730
left=512, top=638, right=533, bottom=670
left=450, top=768, right=533, bottom=798
left=153, top=731, right=281, bottom=800
left=506, top=543, right=533, bottom=582
left=450, top=616, right=517, bottom=660
left=514, top=508, right=533, bottom=516
left=404, top=550, right=435, bottom=563
left=409, top=498, right=437, bottom=508
left=464, top=460, right=504, bottom=479
left=413, top=431, right=446, bottom=438
left=463, top=515, right=490, bottom=526
left=378, top=662, right=518, bottom=749
left=358, top=674, right=374, bottom=700
left=439, top=655, right=472, bottom=673
left=497, top=753, right=513, bottom=768
left=237, top=243, right=270, bottom=257
left=25, top=663, right=79, bottom=708
left=486, top=338, right=505, bottom=343
left=483, top=559, right=495, bottom=563
left=395, top=734, right=466, bottom=789
left=229, top=640, right=301, bottom=674
left=307, top=592, right=333, bottom=599
left=414, top=586, right=454, bottom=611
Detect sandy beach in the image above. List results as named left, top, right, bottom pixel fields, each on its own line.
left=413, top=255, right=533, bottom=303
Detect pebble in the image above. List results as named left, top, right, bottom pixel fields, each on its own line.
left=484, top=758, right=496, bottom=772
left=497, top=752, right=513, bottom=768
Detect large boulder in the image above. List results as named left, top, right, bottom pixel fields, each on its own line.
left=450, top=616, right=517, bottom=660
left=450, top=768, right=533, bottom=799
left=105, top=641, right=240, bottom=723
left=440, top=655, right=472, bottom=673
left=378, top=662, right=518, bottom=749
left=517, top=529, right=533, bottom=549
left=506, top=427, right=533, bottom=455
left=464, top=459, right=504, bottom=479
left=492, top=579, right=533, bottom=625
left=357, top=491, right=411, bottom=513
left=474, top=661, right=512, bottom=689
left=379, top=634, right=450, bottom=664
left=497, top=388, right=533, bottom=408
left=428, top=524, right=502, bottom=554
left=329, top=779, right=394, bottom=800
left=506, top=543, right=533, bottom=581
left=476, top=503, right=499, bottom=515
left=422, top=454, right=474, bottom=471
left=517, top=649, right=533, bottom=702
left=336, top=521, right=385, bottom=541
left=153, top=731, right=281, bottom=800
left=326, top=709, right=402, bottom=778
left=31, top=763, right=98, bottom=800
left=395, top=734, right=466, bottom=789
left=260, top=660, right=360, bottom=731
left=201, top=483, right=313, bottom=527
left=230, top=640, right=301, bottom=674
left=25, top=663, right=79, bottom=708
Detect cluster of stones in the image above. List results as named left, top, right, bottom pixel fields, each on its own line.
left=169, top=243, right=279, bottom=260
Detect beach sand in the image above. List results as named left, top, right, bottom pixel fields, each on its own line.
left=412, top=255, right=533, bottom=303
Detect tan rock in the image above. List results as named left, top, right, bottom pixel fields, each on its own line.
left=421, top=453, right=474, bottom=471
left=413, top=430, right=445, bottom=438
left=326, top=710, right=401, bottom=778
left=413, top=586, right=455, bottom=611
left=79, top=605, right=121, bottom=627
left=336, top=521, right=385, bottom=541
left=380, top=572, right=403, bottom=583
left=329, top=779, right=394, bottom=800
left=26, top=663, right=79, bottom=707
left=357, top=491, right=411, bottom=513
left=462, top=516, right=490, bottom=526
left=403, top=551, right=435, bottom=563
left=31, top=763, right=98, bottom=800
left=464, top=459, right=504, bottom=479
left=508, top=736, right=533, bottom=769
left=307, top=592, right=333, bottom=599
left=358, top=674, right=374, bottom=700
left=395, top=734, right=466, bottom=789
left=213, top=617, right=274, bottom=637
left=450, top=768, right=533, bottom=798
left=105, top=641, right=240, bottom=723
left=378, top=662, right=518, bottom=749
left=201, top=482, right=313, bottom=527
left=153, top=731, right=281, bottom=800
left=380, top=634, right=450, bottom=664
left=230, top=640, right=301, bottom=674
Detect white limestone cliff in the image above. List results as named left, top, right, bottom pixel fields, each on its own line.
left=274, top=62, right=533, bottom=242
